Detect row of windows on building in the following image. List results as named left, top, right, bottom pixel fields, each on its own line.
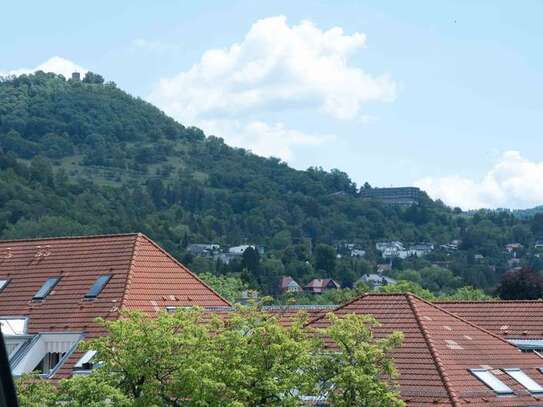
left=471, top=367, right=543, bottom=395
left=0, top=274, right=112, bottom=300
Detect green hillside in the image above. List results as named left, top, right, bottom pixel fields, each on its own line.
left=1, top=72, right=542, bottom=295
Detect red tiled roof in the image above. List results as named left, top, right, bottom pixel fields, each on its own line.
left=0, top=233, right=229, bottom=379
left=307, top=293, right=543, bottom=406
left=436, top=300, right=543, bottom=340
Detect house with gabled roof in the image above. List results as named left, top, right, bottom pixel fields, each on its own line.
left=0, top=233, right=229, bottom=380
left=306, top=293, right=543, bottom=406
left=304, top=278, right=340, bottom=294
left=279, top=276, right=302, bottom=294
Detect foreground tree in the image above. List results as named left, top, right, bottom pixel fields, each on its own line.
left=315, top=314, right=405, bottom=407
left=16, top=373, right=130, bottom=407
left=17, top=305, right=405, bottom=406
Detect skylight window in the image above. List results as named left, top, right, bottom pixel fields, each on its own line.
left=74, top=350, right=97, bottom=371
left=504, top=368, right=543, bottom=394
left=0, top=279, right=10, bottom=293
left=469, top=368, right=514, bottom=395
left=84, top=275, right=112, bottom=299
left=33, top=277, right=61, bottom=300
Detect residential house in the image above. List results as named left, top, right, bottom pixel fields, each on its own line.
left=356, top=274, right=396, bottom=289
left=228, top=244, right=255, bottom=255
left=279, top=276, right=302, bottom=294
left=407, top=242, right=434, bottom=257
left=440, top=240, right=461, bottom=251
left=376, top=241, right=409, bottom=259
left=505, top=243, right=523, bottom=255
left=307, top=293, right=543, bottom=405
left=0, top=233, right=229, bottom=380
left=535, top=240, right=543, bottom=250
left=304, top=279, right=340, bottom=294
left=350, top=248, right=366, bottom=257
left=186, top=243, right=221, bottom=257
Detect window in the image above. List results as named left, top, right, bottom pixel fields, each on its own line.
left=74, top=350, right=97, bottom=372
left=33, top=352, right=64, bottom=376
left=0, top=279, right=9, bottom=293
left=469, top=368, right=514, bottom=395
left=33, top=277, right=61, bottom=300
left=84, top=275, right=112, bottom=299
left=505, top=368, right=543, bottom=393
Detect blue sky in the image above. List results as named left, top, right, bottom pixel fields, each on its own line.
left=2, top=1, right=543, bottom=209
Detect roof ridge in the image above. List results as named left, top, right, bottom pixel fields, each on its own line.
left=412, top=294, right=527, bottom=349
left=406, top=294, right=460, bottom=407
left=119, top=234, right=140, bottom=311
left=135, top=233, right=231, bottom=307
left=304, top=292, right=372, bottom=326
left=0, top=233, right=140, bottom=244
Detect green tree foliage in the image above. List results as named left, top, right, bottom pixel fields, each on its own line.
left=0, top=73, right=542, bottom=296
left=315, top=313, right=405, bottom=407
left=497, top=268, right=543, bottom=300
left=199, top=272, right=247, bottom=302
left=442, top=286, right=495, bottom=301
left=15, top=374, right=57, bottom=407
left=379, top=281, right=436, bottom=300
left=14, top=306, right=406, bottom=406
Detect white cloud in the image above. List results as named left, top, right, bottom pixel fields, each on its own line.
left=148, top=16, right=395, bottom=160
left=416, top=151, right=543, bottom=210
left=202, top=119, right=334, bottom=161
left=0, top=56, right=87, bottom=79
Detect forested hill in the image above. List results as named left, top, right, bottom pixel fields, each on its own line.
left=1, top=72, right=542, bottom=294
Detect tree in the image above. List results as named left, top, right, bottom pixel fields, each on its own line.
left=314, top=244, right=336, bottom=274
left=497, top=268, right=543, bottom=300
left=444, top=286, right=494, bottom=301
left=199, top=272, right=247, bottom=302
left=15, top=374, right=57, bottom=407
left=55, top=373, right=132, bottom=407
left=315, top=313, right=405, bottom=407
left=200, top=305, right=318, bottom=406
left=83, top=72, right=105, bottom=84
left=70, top=305, right=406, bottom=406
left=84, top=309, right=213, bottom=406
left=379, top=281, right=435, bottom=300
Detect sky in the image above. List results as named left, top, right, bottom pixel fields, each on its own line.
left=1, top=1, right=543, bottom=210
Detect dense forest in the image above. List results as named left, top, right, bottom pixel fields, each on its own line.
left=1, top=72, right=543, bottom=297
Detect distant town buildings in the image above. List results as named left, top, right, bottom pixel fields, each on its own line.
left=375, top=241, right=434, bottom=259
left=186, top=243, right=221, bottom=257
left=337, top=242, right=366, bottom=258
left=359, top=186, right=424, bottom=206
left=185, top=243, right=264, bottom=264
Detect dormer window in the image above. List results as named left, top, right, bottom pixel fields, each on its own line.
left=84, top=275, right=112, bottom=299
left=504, top=368, right=543, bottom=394
left=469, top=368, right=514, bottom=395
left=33, top=277, right=61, bottom=300
left=0, top=279, right=10, bottom=293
